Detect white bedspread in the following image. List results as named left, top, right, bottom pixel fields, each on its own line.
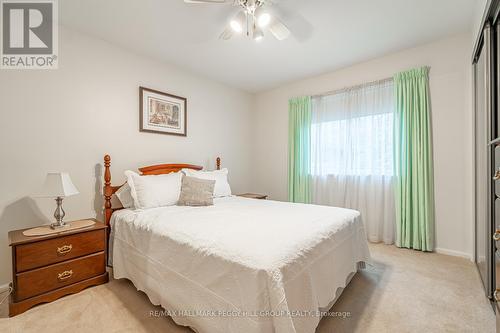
left=110, top=196, right=370, bottom=333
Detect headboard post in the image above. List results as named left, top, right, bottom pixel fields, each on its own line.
left=104, top=155, right=112, bottom=227
left=216, top=157, right=221, bottom=170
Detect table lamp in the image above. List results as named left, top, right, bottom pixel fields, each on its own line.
left=37, top=172, right=79, bottom=229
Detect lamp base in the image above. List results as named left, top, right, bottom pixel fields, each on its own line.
left=52, top=197, right=67, bottom=230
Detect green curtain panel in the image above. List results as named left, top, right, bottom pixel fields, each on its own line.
left=393, top=67, right=435, bottom=251
left=288, top=97, right=312, bottom=203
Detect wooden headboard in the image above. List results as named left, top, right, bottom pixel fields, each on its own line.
left=103, top=154, right=221, bottom=227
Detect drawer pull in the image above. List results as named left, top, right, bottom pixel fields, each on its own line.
left=494, top=231, right=500, bottom=241
left=57, top=244, right=72, bottom=255
left=57, top=270, right=73, bottom=281
left=494, top=169, right=500, bottom=181
left=495, top=289, right=500, bottom=302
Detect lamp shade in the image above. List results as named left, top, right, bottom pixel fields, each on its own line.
left=36, top=172, right=79, bottom=198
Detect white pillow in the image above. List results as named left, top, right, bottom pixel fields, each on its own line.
left=115, top=183, right=135, bottom=209
left=125, top=170, right=182, bottom=209
left=182, top=168, right=231, bottom=198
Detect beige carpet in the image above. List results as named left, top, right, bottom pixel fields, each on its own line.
left=0, top=243, right=494, bottom=333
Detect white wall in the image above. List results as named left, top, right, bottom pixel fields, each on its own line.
left=0, top=26, right=478, bottom=287
left=251, top=33, right=474, bottom=259
left=0, top=27, right=254, bottom=285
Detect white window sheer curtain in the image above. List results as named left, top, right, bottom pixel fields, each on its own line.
left=311, top=79, right=395, bottom=244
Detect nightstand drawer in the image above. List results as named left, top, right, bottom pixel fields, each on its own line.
left=15, top=229, right=105, bottom=272
left=15, top=252, right=105, bottom=301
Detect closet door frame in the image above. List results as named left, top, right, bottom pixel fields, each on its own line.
left=473, top=22, right=496, bottom=300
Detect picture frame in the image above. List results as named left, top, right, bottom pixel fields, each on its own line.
left=139, top=86, right=187, bottom=136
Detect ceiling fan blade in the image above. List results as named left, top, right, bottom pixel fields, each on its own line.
left=219, top=27, right=233, bottom=40
left=270, top=2, right=313, bottom=42
left=268, top=17, right=290, bottom=41
left=183, top=0, right=228, bottom=3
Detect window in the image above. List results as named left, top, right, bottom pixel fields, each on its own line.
left=310, top=80, right=394, bottom=177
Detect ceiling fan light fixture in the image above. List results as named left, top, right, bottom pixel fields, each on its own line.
left=230, top=11, right=245, bottom=33
left=257, top=12, right=271, bottom=28
left=185, top=0, right=295, bottom=42
left=253, top=28, right=264, bottom=42
left=230, top=20, right=242, bottom=33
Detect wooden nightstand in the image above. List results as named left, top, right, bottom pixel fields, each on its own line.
left=237, top=193, right=268, bottom=200
left=8, top=219, right=109, bottom=316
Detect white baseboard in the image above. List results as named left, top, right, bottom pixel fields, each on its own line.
left=435, top=247, right=473, bottom=261
left=0, top=283, right=10, bottom=293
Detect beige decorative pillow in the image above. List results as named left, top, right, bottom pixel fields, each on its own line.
left=177, top=176, right=216, bottom=206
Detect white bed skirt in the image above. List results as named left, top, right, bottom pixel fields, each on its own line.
left=112, top=228, right=369, bottom=333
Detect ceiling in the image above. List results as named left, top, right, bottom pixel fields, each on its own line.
left=60, top=0, right=476, bottom=92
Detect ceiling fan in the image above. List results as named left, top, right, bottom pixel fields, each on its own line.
left=183, top=0, right=291, bottom=42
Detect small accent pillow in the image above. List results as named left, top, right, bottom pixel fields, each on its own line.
left=115, top=183, right=135, bottom=209
left=182, top=168, right=231, bottom=198
left=177, top=176, right=215, bottom=206
left=125, top=170, right=182, bottom=209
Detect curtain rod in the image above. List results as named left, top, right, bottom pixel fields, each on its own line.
left=311, top=77, right=393, bottom=98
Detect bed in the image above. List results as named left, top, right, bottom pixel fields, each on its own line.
left=103, top=155, right=370, bottom=333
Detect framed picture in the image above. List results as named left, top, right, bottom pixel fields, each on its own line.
left=139, top=86, right=187, bottom=136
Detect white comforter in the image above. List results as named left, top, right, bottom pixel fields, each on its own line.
left=111, top=196, right=370, bottom=333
